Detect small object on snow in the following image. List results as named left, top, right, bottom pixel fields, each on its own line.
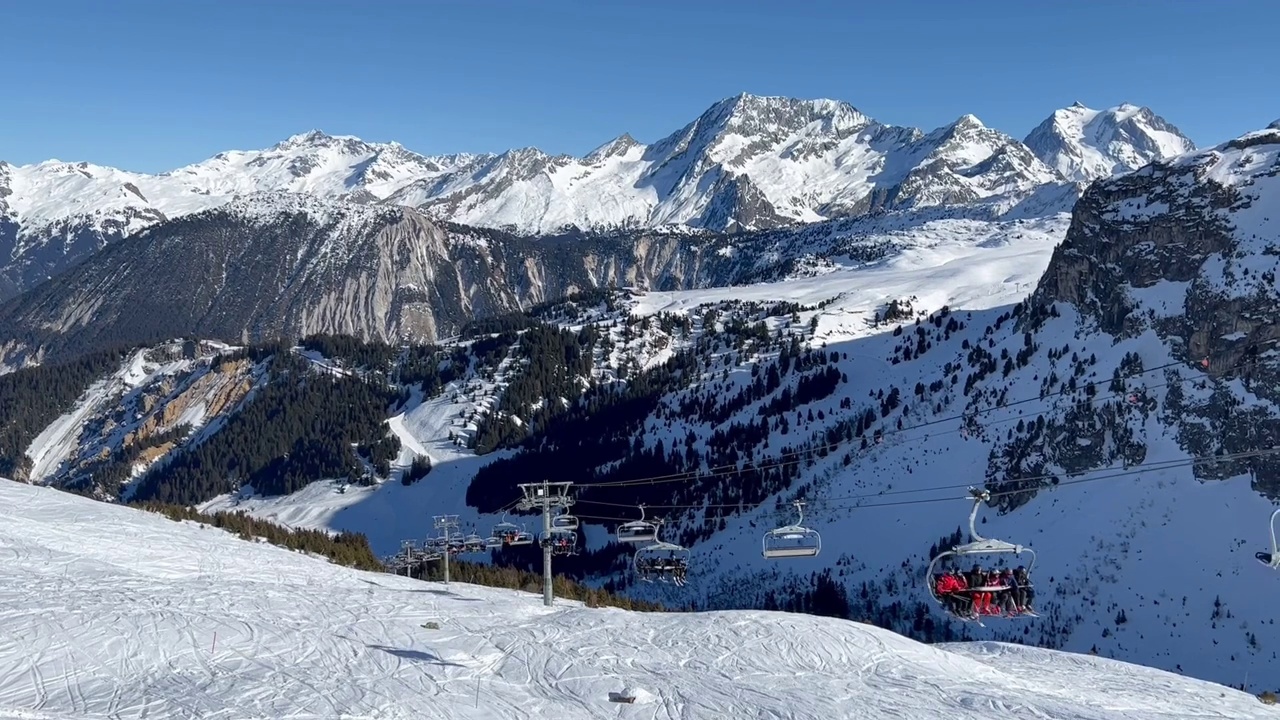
left=609, top=685, right=637, bottom=703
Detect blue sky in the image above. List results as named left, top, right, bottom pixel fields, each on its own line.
left=6, top=0, right=1278, bottom=172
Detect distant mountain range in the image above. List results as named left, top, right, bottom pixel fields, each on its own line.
left=0, top=95, right=1195, bottom=299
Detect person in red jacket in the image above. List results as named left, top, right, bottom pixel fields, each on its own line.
left=935, top=571, right=957, bottom=613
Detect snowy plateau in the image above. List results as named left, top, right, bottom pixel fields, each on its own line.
left=1, top=478, right=1277, bottom=720
left=0, top=94, right=1192, bottom=298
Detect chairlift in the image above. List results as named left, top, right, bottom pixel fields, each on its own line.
left=484, top=535, right=503, bottom=549
left=616, top=504, right=658, bottom=544
left=462, top=532, right=485, bottom=553
left=1257, top=508, right=1280, bottom=570
left=926, top=488, right=1038, bottom=625
left=633, top=521, right=690, bottom=586
left=510, top=527, right=535, bottom=546
left=762, top=500, right=821, bottom=559
left=492, top=512, right=523, bottom=545
left=552, top=509, right=579, bottom=531
left=540, top=527, right=578, bottom=556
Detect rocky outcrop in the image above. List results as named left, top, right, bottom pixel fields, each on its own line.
left=1030, top=125, right=1280, bottom=491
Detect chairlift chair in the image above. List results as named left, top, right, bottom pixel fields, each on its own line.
left=1257, top=508, right=1280, bottom=569
left=633, top=521, right=691, bottom=586
left=462, top=532, right=485, bottom=553
left=510, top=527, right=535, bottom=546
left=492, top=512, right=523, bottom=545
left=925, top=488, right=1038, bottom=624
left=541, top=527, right=578, bottom=556
left=762, top=500, right=821, bottom=559
left=616, top=504, right=658, bottom=544
left=484, top=535, right=503, bottom=549
left=552, top=510, right=580, bottom=531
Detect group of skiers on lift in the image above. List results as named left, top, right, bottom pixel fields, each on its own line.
left=540, top=534, right=577, bottom=555
left=636, top=555, right=689, bottom=584
left=933, top=565, right=1036, bottom=619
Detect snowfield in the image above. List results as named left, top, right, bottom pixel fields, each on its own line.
left=0, top=479, right=1275, bottom=720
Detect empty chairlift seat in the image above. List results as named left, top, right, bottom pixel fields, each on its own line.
left=762, top=500, right=821, bottom=559
left=616, top=505, right=658, bottom=544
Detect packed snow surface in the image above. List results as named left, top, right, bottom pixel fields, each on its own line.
left=0, top=479, right=1276, bottom=720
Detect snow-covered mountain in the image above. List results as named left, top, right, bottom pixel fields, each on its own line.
left=5, top=478, right=1275, bottom=719
left=0, top=94, right=1193, bottom=299
left=0, top=192, right=1065, bottom=367
left=7, top=117, right=1274, bottom=699
left=393, top=96, right=1072, bottom=233
left=1024, top=102, right=1196, bottom=185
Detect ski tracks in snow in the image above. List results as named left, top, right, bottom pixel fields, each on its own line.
left=2, top=479, right=1279, bottom=719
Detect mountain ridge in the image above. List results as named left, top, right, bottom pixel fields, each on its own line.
left=0, top=94, right=1196, bottom=299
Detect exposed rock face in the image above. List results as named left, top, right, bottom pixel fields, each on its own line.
left=0, top=192, right=912, bottom=365
left=1031, top=125, right=1280, bottom=490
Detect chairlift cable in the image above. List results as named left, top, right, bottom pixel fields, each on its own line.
left=569, top=357, right=1237, bottom=491
left=569, top=446, right=1280, bottom=524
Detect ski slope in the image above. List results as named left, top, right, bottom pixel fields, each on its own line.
left=0, top=479, right=1275, bottom=720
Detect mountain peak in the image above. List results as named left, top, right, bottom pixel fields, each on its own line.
left=585, top=133, right=641, bottom=163
left=1269, top=118, right=1280, bottom=130
left=275, top=130, right=366, bottom=151
left=1024, top=102, right=1195, bottom=183
left=281, top=129, right=330, bottom=145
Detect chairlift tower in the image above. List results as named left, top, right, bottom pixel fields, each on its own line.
left=433, top=514, right=460, bottom=585
left=517, top=481, right=575, bottom=607
left=398, top=539, right=418, bottom=576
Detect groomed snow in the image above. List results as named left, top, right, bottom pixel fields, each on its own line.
left=1, top=478, right=1275, bottom=720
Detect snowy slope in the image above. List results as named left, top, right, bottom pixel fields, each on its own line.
left=193, top=212, right=1070, bottom=550
left=1, top=477, right=1276, bottom=720
left=1024, top=102, right=1195, bottom=185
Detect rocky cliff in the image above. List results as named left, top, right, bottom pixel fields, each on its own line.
left=1025, top=124, right=1280, bottom=490
left=0, top=191, right=928, bottom=367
